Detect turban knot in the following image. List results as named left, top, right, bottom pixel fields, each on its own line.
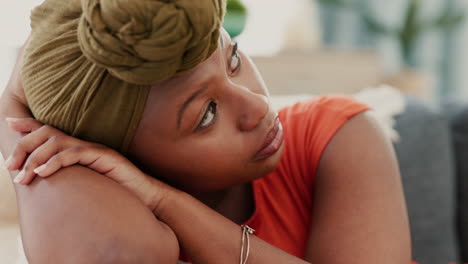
left=78, top=0, right=224, bottom=85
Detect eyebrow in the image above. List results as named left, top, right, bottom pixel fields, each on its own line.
left=177, top=85, right=210, bottom=130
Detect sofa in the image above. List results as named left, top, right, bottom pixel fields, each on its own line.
left=395, top=97, right=467, bottom=264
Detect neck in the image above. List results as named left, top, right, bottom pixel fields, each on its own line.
left=190, top=183, right=254, bottom=225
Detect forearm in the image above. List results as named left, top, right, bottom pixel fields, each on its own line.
left=16, top=166, right=180, bottom=263
left=155, top=188, right=309, bottom=264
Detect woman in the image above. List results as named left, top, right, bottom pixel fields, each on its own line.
left=0, top=0, right=412, bottom=263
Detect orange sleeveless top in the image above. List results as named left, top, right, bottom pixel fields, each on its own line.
left=180, top=95, right=417, bottom=263
left=242, top=95, right=371, bottom=257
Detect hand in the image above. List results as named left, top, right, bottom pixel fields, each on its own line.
left=4, top=117, right=166, bottom=210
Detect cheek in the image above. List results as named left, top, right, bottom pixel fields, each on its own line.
left=184, top=133, right=248, bottom=169
left=167, top=135, right=251, bottom=186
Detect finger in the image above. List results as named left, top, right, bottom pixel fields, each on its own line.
left=5, top=126, right=64, bottom=171
left=14, top=136, right=66, bottom=185
left=32, top=146, right=104, bottom=178
left=6, top=117, right=44, bottom=133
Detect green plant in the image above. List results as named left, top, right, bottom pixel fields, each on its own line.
left=318, top=0, right=465, bottom=66
left=227, top=0, right=247, bottom=14
left=224, top=0, right=247, bottom=38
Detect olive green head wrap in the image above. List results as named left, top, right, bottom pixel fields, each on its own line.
left=22, top=0, right=225, bottom=154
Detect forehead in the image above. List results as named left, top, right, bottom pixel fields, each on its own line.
left=149, top=35, right=226, bottom=99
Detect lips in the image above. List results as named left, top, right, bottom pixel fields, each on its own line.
left=253, top=116, right=284, bottom=161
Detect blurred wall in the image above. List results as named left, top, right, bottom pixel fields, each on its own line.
left=237, top=0, right=321, bottom=56
left=318, top=0, right=468, bottom=102
left=0, top=1, right=41, bottom=91
left=452, top=0, right=468, bottom=101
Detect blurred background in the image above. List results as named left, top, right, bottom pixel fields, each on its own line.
left=228, top=0, right=468, bottom=104
left=1, top=0, right=468, bottom=104
left=1, top=1, right=468, bottom=264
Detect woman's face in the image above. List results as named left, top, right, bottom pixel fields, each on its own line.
left=127, top=29, right=285, bottom=193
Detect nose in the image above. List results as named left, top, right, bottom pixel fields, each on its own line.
left=228, top=84, right=269, bottom=132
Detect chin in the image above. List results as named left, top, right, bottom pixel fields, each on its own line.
left=251, top=142, right=286, bottom=180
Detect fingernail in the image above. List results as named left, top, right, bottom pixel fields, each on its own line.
left=5, top=118, right=16, bottom=128
left=5, top=117, right=21, bottom=122
left=5, top=117, right=18, bottom=125
left=14, top=170, right=25, bottom=184
left=3, top=156, right=13, bottom=170
left=34, top=164, right=47, bottom=174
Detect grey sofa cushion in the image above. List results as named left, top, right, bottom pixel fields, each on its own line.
left=444, top=100, right=468, bottom=262
left=394, top=97, right=459, bottom=264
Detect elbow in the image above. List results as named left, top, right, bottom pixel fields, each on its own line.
left=99, top=231, right=180, bottom=264
left=27, top=225, right=179, bottom=264
left=108, top=224, right=180, bottom=264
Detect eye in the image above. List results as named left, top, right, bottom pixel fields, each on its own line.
left=197, top=101, right=217, bottom=130
left=229, top=42, right=241, bottom=74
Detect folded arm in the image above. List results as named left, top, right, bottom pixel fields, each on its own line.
left=0, top=40, right=179, bottom=264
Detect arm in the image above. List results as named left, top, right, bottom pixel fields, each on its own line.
left=0, top=41, right=178, bottom=263
left=6, top=119, right=310, bottom=264
left=305, top=111, right=412, bottom=263
left=5, top=112, right=412, bottom=263
left=155, top=189, right=310, bottom=264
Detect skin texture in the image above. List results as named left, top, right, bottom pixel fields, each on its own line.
left=0, top=29, right=412, bottom=263
left=127, top=30, right=284, bottom=194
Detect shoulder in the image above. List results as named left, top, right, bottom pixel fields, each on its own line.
left=316, top=109, right=401, bottom=196
left=278, top=94, right=372, bottom=161
left=275, top=95, right=372, bottom=188
left=318, top=110, right=394, bottom=172
left=278, top=95, right=371, bottom=145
